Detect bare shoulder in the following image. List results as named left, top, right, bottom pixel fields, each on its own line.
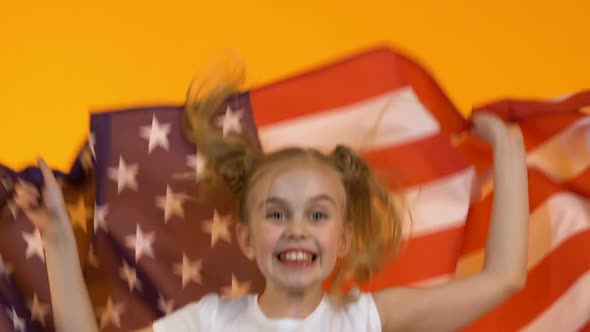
left=372, top=287, right=421, bottom=330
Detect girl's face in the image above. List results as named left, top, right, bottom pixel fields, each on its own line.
left=237, top=158, right=352, bottom=294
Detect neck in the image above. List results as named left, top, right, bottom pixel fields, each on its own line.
left=258, top=282, right=324, bottom=319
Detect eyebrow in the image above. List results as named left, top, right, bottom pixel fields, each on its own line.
left=310, top=194, right=338, bottom=207
left=257, top=194, right=338, bottom=209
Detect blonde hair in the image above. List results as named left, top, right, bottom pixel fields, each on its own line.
left=180, top=65, right=403, bottom=294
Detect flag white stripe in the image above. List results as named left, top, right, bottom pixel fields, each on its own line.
left=526, top=116, right=590, bottom=182
left=547, top=192, right=590, bottom=248
left=522, top=271, right=590, bottom=332
left=457, top=191, right=590, bottom=275
left=258, top=87, right=440, bottom=153
left=401, top=167, right=476, bottom=236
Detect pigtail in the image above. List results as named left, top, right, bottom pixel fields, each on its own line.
left=329, top=145, right=403, bottom=293
left=179, top=58, right=261, bottom=205
left=216, top=149, right=259, bottom=197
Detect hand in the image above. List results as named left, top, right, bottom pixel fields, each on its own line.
left=13, top=158, right=71, bottom=240
left=470, top=112, right=510, bottom=146
left=471, top=111, right=525, bottom=153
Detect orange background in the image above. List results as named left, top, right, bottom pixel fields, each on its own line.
left=1, top=0, right=588, bottom=170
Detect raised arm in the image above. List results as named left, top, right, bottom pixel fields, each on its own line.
left=14, top=159, right=101, bottom=332
left=373, top=112, right=529, bottom=332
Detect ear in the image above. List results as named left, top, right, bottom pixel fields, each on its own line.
left=236, top=223, right=256, bottom=260
left=338, top=222, right=353, bottom=257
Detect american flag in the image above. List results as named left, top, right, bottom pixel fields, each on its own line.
left=1, top=46, right=589, bottom=331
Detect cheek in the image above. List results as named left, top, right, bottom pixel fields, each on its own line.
left=253, top=223, right=282, bottom=256
left=317, top=223, right=346, bottom=252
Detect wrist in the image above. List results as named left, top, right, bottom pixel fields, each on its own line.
left=42, top=219, right=76, bottom=248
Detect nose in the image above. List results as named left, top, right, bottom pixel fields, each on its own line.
left=284, top=219, right=309, bottom=240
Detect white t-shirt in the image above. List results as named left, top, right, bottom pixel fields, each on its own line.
left=152, top=292, right=381, bottom=332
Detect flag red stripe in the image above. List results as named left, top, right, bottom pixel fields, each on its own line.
left=363, top=133, right=470, bottom=188
left=453, top=134, right=493, bottom=173
left=464, top=230, right=590, bottom=331
left=473, top=90, right=590, bottom=122
left=460, top=169, right=563, bottom=254
left=580, top=320, right=590, bottom=332
left=519, top=112, right=587, bottom=151
left=568, top=168, right=590, bottom=197
left=250, top=48, right=409, bottom=126
left=362, top=227, right=464, bottom=288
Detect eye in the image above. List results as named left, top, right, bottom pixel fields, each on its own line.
left=310, top=211, right=328, bottom=221
left=266, top=211, right=285, bottom=220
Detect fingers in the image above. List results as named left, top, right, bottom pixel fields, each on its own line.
left=13, top=158, right=62, bottom=213
left=14, top=180, right=41, bottom=210
left=16, top=179, right=39, bottom=196
left=470, top=111, right=511, bottom=145
left=37, top=158, right=63, bottom=201
left=37, top=157, right=60, bottom=191
left=471, top=112, right=505, bottom=130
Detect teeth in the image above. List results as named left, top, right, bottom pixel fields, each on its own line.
left=279, top=251, right=313, bottom=262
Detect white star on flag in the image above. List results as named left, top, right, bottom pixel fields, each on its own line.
left=155, top=185, right=188, bottom=223
left=5, top=307, right=25, bottom=332
left=173, top=253, right=202, bottom=288
left=125, top=224, right=155, bottom=262
left=158, top=295, right=174, bottom=315
left=67, top=196, right=91, bottom=233
left=96, top=296, right=125, bottom=329
left=202, top=209, right=233, bottom=247
left=222, top=274, right=251, bottom=298
left=119, top=260, right=143, bottom=292
left=0, top=253, right=13, bottom=278
left=139, top=114, right=171, bottom=154
left=94, top=203, right=109, bottom=234
left=186, top=152, right=208, bottom=182
left=22, top=228, right=45, bottom=262
left=215, top=105, right=244, bottom=136
left=108, top=156, right=139, bottom=194
left=28, top=293, right=50, bottom=327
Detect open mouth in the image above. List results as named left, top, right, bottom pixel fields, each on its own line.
left=275, top=250, right=318, bottom=266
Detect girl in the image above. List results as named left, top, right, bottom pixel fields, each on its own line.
left=14, top=78, right=529, bottom=331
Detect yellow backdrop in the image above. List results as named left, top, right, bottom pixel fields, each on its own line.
left=1, top=0, right=588, bottom=170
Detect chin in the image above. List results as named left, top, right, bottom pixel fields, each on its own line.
left=277, top=276, right=324, bottom=294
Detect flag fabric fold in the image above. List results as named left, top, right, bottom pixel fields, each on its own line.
left=1, top=46, right=588, bottom=331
